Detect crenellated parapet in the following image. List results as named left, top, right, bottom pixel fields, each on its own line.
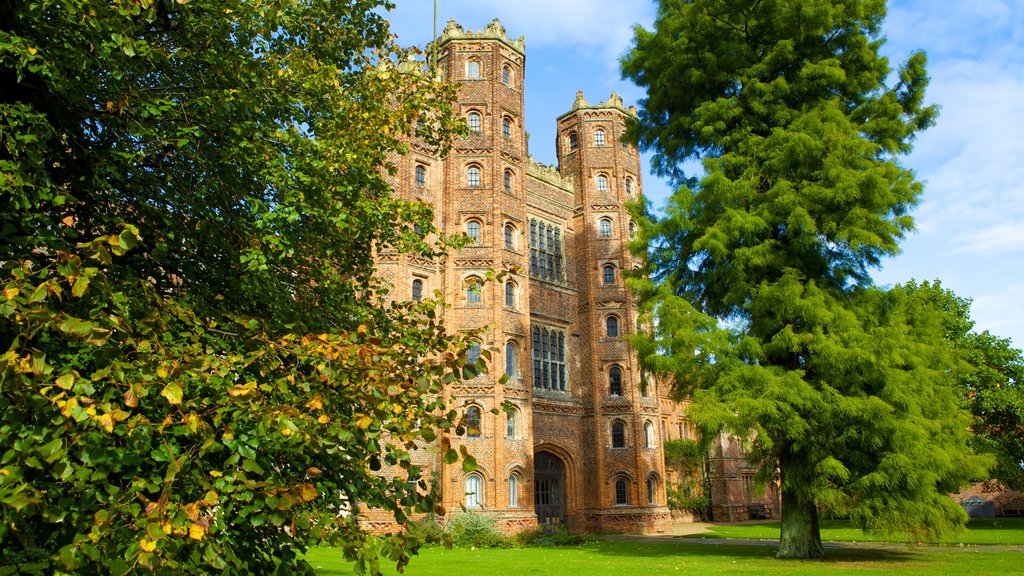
left=435, top=18, right=525, bottom=54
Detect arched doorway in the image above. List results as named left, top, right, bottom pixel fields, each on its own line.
left=534, top=451, right=564, bottom=524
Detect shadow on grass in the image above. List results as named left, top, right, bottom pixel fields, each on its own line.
left=588, top=539, right=921, bottom=564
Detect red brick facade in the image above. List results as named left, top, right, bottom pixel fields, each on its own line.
left=371, top=19, right=766, bottom=535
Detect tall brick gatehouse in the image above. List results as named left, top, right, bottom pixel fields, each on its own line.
left=373, top=19, right=774, bottom=534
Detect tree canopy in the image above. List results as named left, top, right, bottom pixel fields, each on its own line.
left=1, top=1, right=466, bottom=574
left=623, top=0, right=988, bottom=559
left=908, top=281, right=1024, bottom=491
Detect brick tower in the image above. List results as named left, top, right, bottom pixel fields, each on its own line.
left=373, top=19, right=672, bottom=534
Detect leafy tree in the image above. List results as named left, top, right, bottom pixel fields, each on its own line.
left=623, top=0, right=989, bottom=558
left=1, top=1, right=466, bottom=574
left=905, top=281, right=1024, bottom=491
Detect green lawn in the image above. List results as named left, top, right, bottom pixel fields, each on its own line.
left=308, top=539, right=1024, bottom=575
left=683, top=518, right=1024, bottom=546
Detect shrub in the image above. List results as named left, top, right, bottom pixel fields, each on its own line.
left=444, top=513, right=515, bottom=549
left=517, top=523, right=594, bottom=547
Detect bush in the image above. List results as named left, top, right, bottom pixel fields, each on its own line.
left=517, top=523, right=594, bottom=547
left=444, top=513, right=516, bottom=549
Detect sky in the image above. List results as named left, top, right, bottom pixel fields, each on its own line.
left=383, top=0, right=1024, bottom=348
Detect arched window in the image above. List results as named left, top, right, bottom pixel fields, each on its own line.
left=504, top=169, right=513, bottom=193
left=609, top=366, right=623, bottom=396
left=466, top=406, right=482, bottom=438
left=466, top=277, right=482, bottom=304
left=505, top=281, right=516, bottom=309
left=646, top=476, right=656, bottom=505
left=504, top=223, right=515, bottom=249
left=598, top=217, right=612, bottom=238
left=614, top=478, right=628, bottom=505
left=603, top=264, right=616, bottom=285
left=506, top=407, right=518, bottom=439
left=467, top=165, right=481, bottom=187
left=625, top=178, right=633, bottom=196
left=629, top=221, right=637, bottom=239
left=594, top=128, right=606, bottom=146
left=644, top=422, right=655, bottom=448
left=505, top=341, right=517, bottom=377
left=606, top=315, right=619, bottom=337
left=414, top=165, right=426, bottom=187
left=508, top=473, right=519, bottom=507
left=568, top=131, right=578, bottom=151
left=502, top=65, right=512, bottom=85
left=466, top=220, right=481, bottom=243
left=466, top=59, right=481, bottom=79
left=465, top=473, right=483, bottom=507
left=466, top=343, right=481, bottom=369
left=412, top=279, right=423, bottom=302
left=502, top=117, right=512, bottom=139
left=596, top=174, right=608, bottom=192
left=611, top=421, right=626, bottom=448
left=467, top=111, right=481, bottom=132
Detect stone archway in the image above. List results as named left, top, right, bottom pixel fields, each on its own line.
left=534, top=451, right=565, bottom=524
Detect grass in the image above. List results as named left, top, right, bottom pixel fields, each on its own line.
left=683, top=518, right=1024, bottom=546
left=307, top=539, right=1024, bottom=575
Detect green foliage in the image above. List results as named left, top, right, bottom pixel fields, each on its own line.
left=516, top=523, right=594, bottom=547
left=666, top=478, right=712, bottom=520
left=903, top=281, right=1024, bottom=490
left=0, top=1, right=467, bottom=574
left=443, top=513, right=515, bottom=549
left=623, top=0, right=989, bottom=559
left=663, top=438, right=705, bottom=473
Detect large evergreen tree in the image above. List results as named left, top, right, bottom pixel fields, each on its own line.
left=623, top=0, right=989, bottom=558
left=1, top=1, right=466, bottom=574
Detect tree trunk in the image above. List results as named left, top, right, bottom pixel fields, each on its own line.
left=776, top=485, right=824, bottom=559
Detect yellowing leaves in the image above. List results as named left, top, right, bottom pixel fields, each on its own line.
left=188, top=523, right=206, bottom=540
left=317, top=414, right=330, bottom=424
left=3, top=287, right=18, bottom=301
left=296, top=483, right=318, bottom=503
left=306, top=396, right=323, bottom=410
left=227, top=381, right=256, bottom=397
left=139, top=539, right=156, bottom=552
left=356, top=415, right=373, bottom=430
left=160, top=382, right=182, bottom=405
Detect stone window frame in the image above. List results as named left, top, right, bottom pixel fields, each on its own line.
left=466, top=163, right=482, bottom=188
left=602, top=263, right=617, bottom=285
left=465, top=218, right=482, bottom=243
left=504, top=280, right=517, bottom=309
left=609, top=365, right=624, bottom=397
left=465, top=275, right=484, bottom=305
left=466, top=58, right=482, bottom=79
left=503, top=222, right=516, bottom=250
left=531, top=324, right=568, bottom=392
left=506, top=404, right=520, bottom=439
left=502, top=116, right=513, bottom=139
left=414, top=164, right=427, bottom=188
left=465, top=472, right=484, bottom=508
left=466, top=110, right=482, bottom=133
left=594, top=128, right=606, bottom=147
left=598, top=216, right=613, bottom=239
left=643, top=421, right=656, bottom=448
left=625, top=177, right=634, bottom=196
left=568, top=130, right=579, bottom=151
left=646, top=473, right=659, bottom=505
left=411, top=278, right=423, bottom=302
left=596, top=173, right=609, bottom=193
left=508, top=472, right=520, bottom=507
left=502, top=64, right=512, bottom=85
left=614, top=477, right=629, bottom=506
left=503, top=168, right=514, bottom=193
left=611, top=419, right=627, bottom=448
left=505, top=339, right=519, bottom=377
left=465, top=404, right=483, bottom=438
left=606, top=314, right=620, bottom=338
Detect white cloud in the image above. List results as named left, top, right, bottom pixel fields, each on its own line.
left=387, top=0, right=655, bottom=64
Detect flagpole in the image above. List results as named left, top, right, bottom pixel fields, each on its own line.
left=431, top=0, right=438, bottom=68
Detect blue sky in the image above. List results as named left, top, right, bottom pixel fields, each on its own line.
left=384, top=0, right=1024, bottom=348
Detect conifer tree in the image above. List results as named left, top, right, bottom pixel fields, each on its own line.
left=623, top=0, right=989, bottom=558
